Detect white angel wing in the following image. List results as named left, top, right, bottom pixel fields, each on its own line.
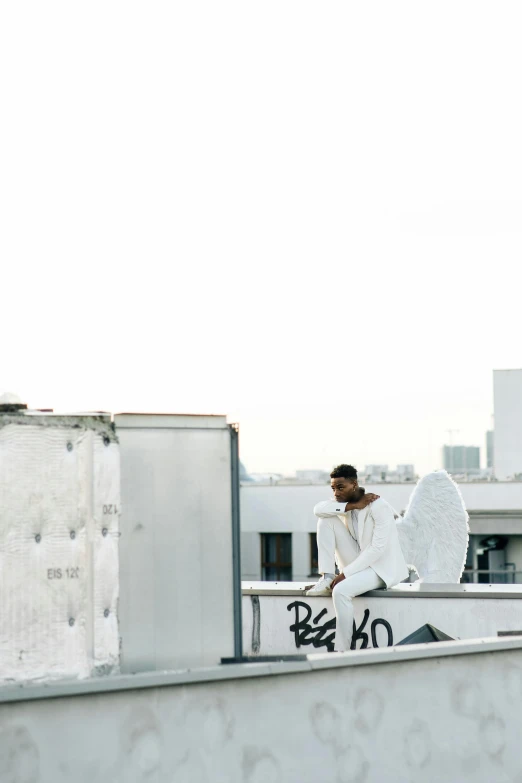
left=396, top=470, right=469, bottom=583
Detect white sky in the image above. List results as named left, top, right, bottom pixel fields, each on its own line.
left=1, top=2, right=521, bottom=476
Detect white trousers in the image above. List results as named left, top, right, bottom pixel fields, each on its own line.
left=317, top=515, right=359, bottom=575
left=332, top=568, right=385, bottom=651
left=316, top=516, right=385, bottom=651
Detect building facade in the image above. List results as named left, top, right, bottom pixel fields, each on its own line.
left=494, top=369, right=522, bottom=480
left=240, top=481, right=522, bottom=584
left=442, top=445, right=480, bottom=473
left=361, top=464, right=417, bottom=483
left=486, top=430, right=494, bottom=469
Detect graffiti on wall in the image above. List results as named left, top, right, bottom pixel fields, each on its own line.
left=287, top=601, right=393, bottom=652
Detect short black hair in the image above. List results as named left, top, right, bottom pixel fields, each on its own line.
left=330, top=464, right=357, bottom=480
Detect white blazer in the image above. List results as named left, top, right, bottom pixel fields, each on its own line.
left=314, top=497, right=409, bottom=588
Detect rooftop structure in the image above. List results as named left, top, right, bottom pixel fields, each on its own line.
left=486, top=429, right=494, bottom=469
left=494, top=369, right=522, bottom=479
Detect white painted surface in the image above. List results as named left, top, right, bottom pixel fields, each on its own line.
left=0, top=415, right=120, bottom=682
left=241, top=531, right=261, bottom=580
left=2, top=639, right=522, bottom=781
left=116, top=414, right=235, bottom=673
left=291, top=530, right=311, bottom=581
left=494, top=369, right=522, bottom=480
left=242, top=586, right=522, bottom=655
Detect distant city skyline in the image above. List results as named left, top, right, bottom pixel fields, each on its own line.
left=0, top=381, right=501, bottom=480
left=0, top=370, right=504, bottom=480
left=234, top=397, right=496, bottom=478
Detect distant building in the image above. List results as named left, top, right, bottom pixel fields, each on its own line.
left=248, top=473, right=284, bottom=484
left=361, top=465, right=417, bottom=483
left=494, top=369, right=522, bottom=480
left=443, top=445, right=480, bottom=474
left=248, top=465, right=418, bottom=486
left=486, top=431, right=494, bottom=470
left=295, top=470, right=330, bottom=483
left=363, top=465, right=389, bottom=482
left=396, top=464, right=415, bottom=481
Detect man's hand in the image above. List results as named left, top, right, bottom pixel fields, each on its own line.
left=330, top=573, right=346, bottom=590
left=349, top=492, right=380, bottom=511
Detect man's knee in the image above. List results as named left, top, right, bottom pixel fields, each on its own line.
left=332, top=581, right=354, bottom=602
left=317, top=516, right=332, bottom=530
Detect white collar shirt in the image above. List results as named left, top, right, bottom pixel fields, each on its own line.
left=351, top=509, right=361, bottom=552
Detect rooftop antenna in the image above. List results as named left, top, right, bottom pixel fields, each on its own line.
left=446, top=429, right=460, bottom=446
left=445, top=430, right=460, bottom=474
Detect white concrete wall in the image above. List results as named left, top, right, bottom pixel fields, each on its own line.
left=241, top=532, right=261, bottom=580
left=494, top=369, right=522, bottom=480
left=3, top=640, right=522, bottom=782
left=292, top=531, right=311, bottom=581
left=243, top=590, right=522, bottom=655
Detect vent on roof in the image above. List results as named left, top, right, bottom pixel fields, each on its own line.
left=396, top=624, right=455, bottom=645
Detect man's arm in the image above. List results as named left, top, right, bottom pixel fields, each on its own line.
left=341, top=499, right=393, bottom=578
left=313, top=495, right=379, bottom=518
left=313, top=501, right=350, bottom=517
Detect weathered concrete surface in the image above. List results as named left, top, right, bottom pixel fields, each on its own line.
left=0, top=416, right=120, bottom=682
left=0, top=412, right=118, bottom=441
left=0, top=639, right=522, bottom=782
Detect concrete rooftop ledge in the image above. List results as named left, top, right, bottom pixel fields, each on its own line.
left=2, top=635, right=522, bottom=705
left=242, top=581, right=522, bottom=598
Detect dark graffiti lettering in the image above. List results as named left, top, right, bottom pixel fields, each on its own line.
left=287, top=602, right=393, bottom=652
left=251, top=595, right=261, bottom=654
left=287, top=601, right=337, bottom=651
left=351, top=608, right=370, bottom=650
left=371, top=617, right=393, bottom=647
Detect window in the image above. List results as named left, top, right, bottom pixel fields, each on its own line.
left=310, top=533, right=319, bottom=576
left=261, top=533, right=292, bottom=581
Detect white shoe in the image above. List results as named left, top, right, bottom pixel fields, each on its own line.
left=305, top=576, right=333, bottom=597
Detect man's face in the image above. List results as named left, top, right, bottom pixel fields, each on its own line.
left=331, top=477, right=359, bottom=503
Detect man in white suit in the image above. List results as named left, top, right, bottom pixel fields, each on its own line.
left=306, top=464, right=409, bottom=651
